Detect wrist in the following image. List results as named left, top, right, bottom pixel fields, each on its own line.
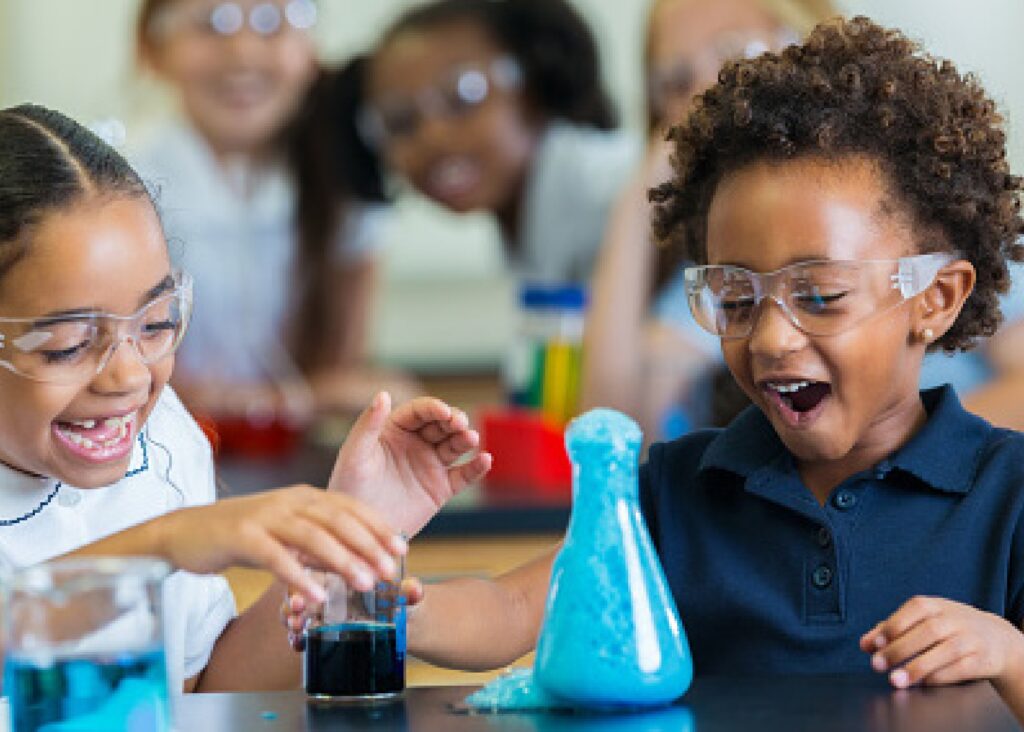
left=994, top=625, right=1024, bottom=692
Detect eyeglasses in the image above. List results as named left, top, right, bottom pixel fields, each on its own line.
left=683, top=253, right=958, bottom=339
left=358, top=56, right=523, bottom=148
left=153, top=0, right=317, bottom=39
left=0, top=271, right=193, bottom=384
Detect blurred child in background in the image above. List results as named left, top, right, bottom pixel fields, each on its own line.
left=133, top=0, right=414, bottom=426
left=356, top=0, right=638, bottom=285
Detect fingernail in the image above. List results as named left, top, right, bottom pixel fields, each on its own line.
left=391, top=535, right=409, bottom=554
left=379, top=555, right=396, bottom=578
left=890, top=669, right=910, bottom=689
left=353, top=568, right=374, bottom=591
left=872, top=653, right=888, bottom=672
left=307, top=583, right=326, bottom=604
left=874, top=634, right=887, bottom=650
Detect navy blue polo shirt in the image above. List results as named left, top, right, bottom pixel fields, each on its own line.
left=640, top=385, right=1024, bottom=675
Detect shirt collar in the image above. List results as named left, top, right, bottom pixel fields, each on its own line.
left=884, top=385, right=990, bottom=494
left=698, top=385, right=989, bottom=495
left=0, top=459, right=61, bottom=520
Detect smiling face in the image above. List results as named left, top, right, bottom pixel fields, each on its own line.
left=0, top=196, right=174, bottom=488
left=708, top=156, right=929, bottom=474
left=143, top=0, right=317, bottom=158
left=368, top=20, right=541, bottom=215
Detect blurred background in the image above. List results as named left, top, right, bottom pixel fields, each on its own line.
left=3, top=0, right=1023, bottom=372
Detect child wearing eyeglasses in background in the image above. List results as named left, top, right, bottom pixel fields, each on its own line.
left=132, top=0, right=416, bottom=424
left=290, top=16, right=1024, bottom=718
left=0, top=104, right=490, bottom=693
left=350, top=0, right=637, bottom=285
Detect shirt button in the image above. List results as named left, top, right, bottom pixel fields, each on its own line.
left=812, top=565, right=833, bottom=589
left=833, top=490, right=857, bottom=510
left=58, top=488, right=81, bottom=508
left=816, top=527, right=832, bottom=548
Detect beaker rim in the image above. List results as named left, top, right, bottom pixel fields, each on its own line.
left=3, top=555, right=171, bottom=594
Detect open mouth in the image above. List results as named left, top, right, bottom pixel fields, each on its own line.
left=52, top=412, right=136, bottom=464
left=761, top=380, right=832, bottom=426
left=424, top=156, right=482, bottom=208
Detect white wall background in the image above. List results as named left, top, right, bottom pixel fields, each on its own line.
left=2, top=0, right=1023, bottom=367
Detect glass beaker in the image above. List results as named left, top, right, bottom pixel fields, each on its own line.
left=304, top=561, right=406, bottom=704
left=534, top=409, right=693, bottom=707
left=2, top=556, right=172, bottom=732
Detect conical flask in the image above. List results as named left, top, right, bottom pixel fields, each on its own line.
left=534, top=409, right=692, bottom=707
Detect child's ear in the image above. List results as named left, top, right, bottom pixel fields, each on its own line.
left=913, top=260, right=976, bottom=344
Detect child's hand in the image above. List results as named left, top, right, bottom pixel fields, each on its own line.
left=328, top=392, right=492, bottom=536
left=860, top=596, right=1024, bottom=689
left=282, top=576, right=425, bottom=651
left=153, top=486, right=407, bottom=603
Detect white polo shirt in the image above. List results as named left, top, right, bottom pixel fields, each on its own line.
left=511, top=121, right=640, bottom=284
left=130, top=120, right=389, bottom=384
left=0, top=388, right=236, bottom=692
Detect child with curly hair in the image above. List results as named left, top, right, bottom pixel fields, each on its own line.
left=291, top=15, right=1024, bottom=716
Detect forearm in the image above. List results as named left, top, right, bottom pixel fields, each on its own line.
left=65, top=517, right=166, bottom=561
left=321, top=259, right=376, bottom=369
left=581, top=175, right=654, bottom=416
left=408, top=549, right=554, bottom=671
left=195, top=580, right=300, bottom=692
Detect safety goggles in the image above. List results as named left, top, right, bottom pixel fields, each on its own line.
left=358, top=56, right=523, bottom=148
left=0, top=271, right=193, bottom=384
left=683, top=253, right=958, bottom=339
left=153, top=0, right=317, bottom=39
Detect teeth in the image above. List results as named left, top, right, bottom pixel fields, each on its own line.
left=57, top=412, right=135, bottom=451
left=770, top=381, right=811, bottom=394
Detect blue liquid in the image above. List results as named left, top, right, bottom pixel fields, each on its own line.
left=534, top=409, right=692, bottom=708
left=4, top=648, right=170, bottom=732
left=305, top=622, right=404, bottom=699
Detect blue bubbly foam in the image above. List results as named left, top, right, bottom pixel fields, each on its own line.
left=467, top=409, right=692, bottom=712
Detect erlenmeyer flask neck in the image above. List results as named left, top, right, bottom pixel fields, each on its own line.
left=566, top=408, right=642, bottom=506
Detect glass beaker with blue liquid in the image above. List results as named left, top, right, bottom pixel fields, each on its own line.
left=304, top=559, right=406, bottom=704
left=2, top=556, right=172, bottom=732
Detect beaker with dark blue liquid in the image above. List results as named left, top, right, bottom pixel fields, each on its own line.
left=534, top=409, right=692, bottom=707
left=304, top=564, right=406, bottom=704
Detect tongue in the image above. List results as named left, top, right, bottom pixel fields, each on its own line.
left=788, top=383, right=830, bottom=412
left=58, top=421, right=121, bottom=442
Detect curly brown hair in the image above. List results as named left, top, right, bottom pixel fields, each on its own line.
left=651, top=15, right=1024, bottom=353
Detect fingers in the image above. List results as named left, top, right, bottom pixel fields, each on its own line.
left=435, top=428, right=481, bottom=465
left=861, top=596, right=942, bottom=654
left=449, top=452, right=493, bottom=494
left=892, top=638, right=978, bottom=689
left=870, top=612, right=953, bottom=674
left=400, top=576, right=425, bottom=606
left=391, top=397, right=454, bottom=433
left=299, top=503, right=402, bottom=583
left=343, top=391, right=392, bottom=454
left=269, top=518, right=376, bottom=591
left=242, top=488, right=407, bottom=596
left=251, top=533, right=326, bottom=605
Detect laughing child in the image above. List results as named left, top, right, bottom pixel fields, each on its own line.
left=295, top=15, right=1024, bottom=718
